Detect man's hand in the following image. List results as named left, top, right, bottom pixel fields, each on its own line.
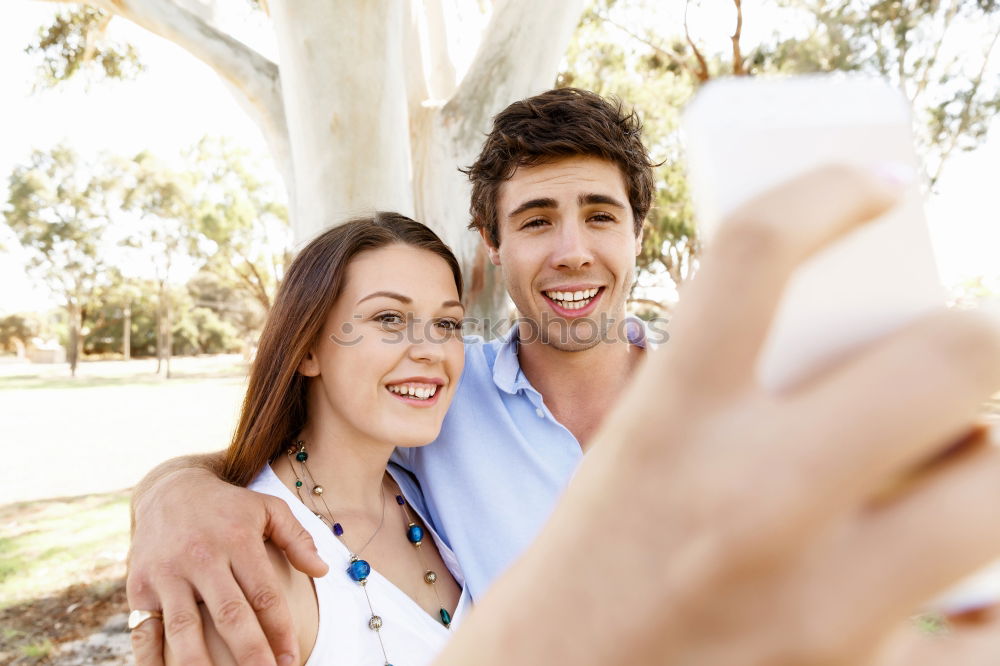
left=127, top=463, right=328, bottom=666
left=435, top=165, right=1000, bottom=664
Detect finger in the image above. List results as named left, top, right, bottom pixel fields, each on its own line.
left=849, top=439, right=1000, bottom=626
left=230, top=539, right=299, bottom=666
left=669, top=164, right=903, bottom=393
left=126, top=569, right=165, bottom=666
left=789, top=309, right=1000, bottom=511
left=159, top=578, right=213, bottom=666
left=130, top=616, right=165, bottom=666
left=196, top=566, right=278, bottom=666
left=263, top=494, right=328, bottom=577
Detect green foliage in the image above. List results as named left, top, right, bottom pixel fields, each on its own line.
left=186, top=137, right=290, bottom=312
left=26, top=6, right=143, bottom=88
left=0, top=314, right=40, bottom=354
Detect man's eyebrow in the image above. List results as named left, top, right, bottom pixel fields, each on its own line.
left=579, top=193, right=627, bottom=209
left=357, top=290, right=412, bottom=305
left=507, top=197, right=558, bottom=219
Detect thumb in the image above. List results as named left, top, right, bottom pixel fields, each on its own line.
left=262, top=495, right=329, bottom=577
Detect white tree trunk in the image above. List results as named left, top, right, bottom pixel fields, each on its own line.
left=270, top=0, right=415, bottom=243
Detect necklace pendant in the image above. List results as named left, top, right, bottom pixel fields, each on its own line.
left=332, top=522, right=343, bottom=536
left=439, top=607, right=452, bottom=627
left=347, top=557, right=371, bottom=583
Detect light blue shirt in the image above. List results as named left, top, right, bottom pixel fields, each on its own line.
left=393, top=319, right=652, bottom=601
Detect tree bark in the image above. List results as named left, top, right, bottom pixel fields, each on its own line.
left=270, top=0, right=414, bottom=242
left=123, top=302, right=132, bottom=361
left=67, top=301, right=82, bottom=377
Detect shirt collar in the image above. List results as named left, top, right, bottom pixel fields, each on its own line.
left=492, top=315, right=653, bottom=395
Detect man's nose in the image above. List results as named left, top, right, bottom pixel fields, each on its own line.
left=551, top=221, right=594, bottom=270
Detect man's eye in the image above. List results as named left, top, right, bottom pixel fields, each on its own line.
left=590, top=212, right=616, bottom=223
left=522, top=217, right=548, bottom=229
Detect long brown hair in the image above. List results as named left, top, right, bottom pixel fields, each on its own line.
left=222, top=212, right=463, bottom=487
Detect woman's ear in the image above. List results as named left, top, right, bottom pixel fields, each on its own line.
left=298, top=350, right=320, bottom=377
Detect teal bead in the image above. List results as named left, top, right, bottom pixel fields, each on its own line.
left=295, top=480, right=302, bottom=487
left=439, top=608, right=451, bottom=627
left=295, top=451, right=308, bottom=462
left=407, top=524, right=424, bottom=544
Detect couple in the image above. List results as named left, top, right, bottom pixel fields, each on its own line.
left=129, top=87, right=1000, bottom=666
left=134, top=87, right=657, bottom=665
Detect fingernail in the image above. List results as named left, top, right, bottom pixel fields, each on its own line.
left=870, top=160, right=916, bottom=189
left=278, top=654, right=295, bottom=666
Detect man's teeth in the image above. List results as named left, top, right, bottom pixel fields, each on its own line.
left=387, top=384, right=438, bottom=400
left=544, top=288, right=600, bottom=310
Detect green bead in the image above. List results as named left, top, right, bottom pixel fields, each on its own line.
left=296, top=451, right=308, bottom=462
left=439, top=608, right=451, bottom=627
left=295, top=480, right=302, bottom=487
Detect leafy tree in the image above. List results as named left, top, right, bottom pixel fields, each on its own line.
left=0, top=314, right=41, bottom=356
left=120, top=151, right=199, bottom=377
left=3, top=145, right=119, bottom=375
left=186, top=137, right=290, bottom=313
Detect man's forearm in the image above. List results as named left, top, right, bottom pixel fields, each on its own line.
left=130, top=451, right=227, bottom=533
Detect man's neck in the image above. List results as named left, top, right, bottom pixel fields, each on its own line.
left=516, top=319, right=644, bottom=451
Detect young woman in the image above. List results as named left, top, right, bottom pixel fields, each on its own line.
left=166, top=213, right=470, bottom=666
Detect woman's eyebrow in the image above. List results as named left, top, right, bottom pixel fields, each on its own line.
left=357, top=292, right=464, bottom=311
left=357, top=290, right=412, bottom=305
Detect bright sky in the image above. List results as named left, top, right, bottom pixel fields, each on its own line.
left=0, top=1, right=997, bottom=316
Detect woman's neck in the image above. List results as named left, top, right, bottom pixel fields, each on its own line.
left=273, top=420, right=396, bottom=520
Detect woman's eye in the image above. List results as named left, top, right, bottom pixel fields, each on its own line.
left=436, top=318, right=462, bottom=331
left=374, top=312, right=405, bottom=327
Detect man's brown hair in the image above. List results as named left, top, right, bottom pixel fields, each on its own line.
left=464, top=87, right=657, bottom=247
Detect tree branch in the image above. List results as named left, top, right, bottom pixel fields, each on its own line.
left=445, top=0, right=587, bottom=127
left=685, top=0, right=710, bottom=83
left=595, top=11, right=699, bottom=80
left=731, top=0, right=744, bottom=76
left=930, top=24, right=1000, bottom=184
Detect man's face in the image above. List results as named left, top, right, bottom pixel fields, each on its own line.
left=486, top=156, right=642, bottom=351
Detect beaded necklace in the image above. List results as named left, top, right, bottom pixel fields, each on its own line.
left=286, top=440, right=452, bottom=666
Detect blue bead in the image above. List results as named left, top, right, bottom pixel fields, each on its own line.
left=439, top=608, right=451, bottom=626
left=347, top=558, right=370, bottom=582
left=395, top=495, right=405, bottom=506
left=332, top=523, right=343, bottom=536
left=407, top=524, right=424, bottom=544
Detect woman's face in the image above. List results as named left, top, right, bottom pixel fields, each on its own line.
left=300, top=243, right=465, bottom=448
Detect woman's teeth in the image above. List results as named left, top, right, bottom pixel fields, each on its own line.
left=544, top=288, right=600, bottom=310
left=387, top=384, right=438, bottom=400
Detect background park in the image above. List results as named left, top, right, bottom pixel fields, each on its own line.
left=1, top=0, right=999, bottom=663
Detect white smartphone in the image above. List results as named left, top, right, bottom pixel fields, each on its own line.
left=680, top=74, right=997, bottom=615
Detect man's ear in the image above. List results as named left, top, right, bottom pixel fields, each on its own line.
left=634, top=225, right=645, bottom=256
left=298, top=350, right=320, bottom=377
left=478, top=227, right=501, bottom=266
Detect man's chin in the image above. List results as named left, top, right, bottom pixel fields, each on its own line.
left=537, top=318, right=605, bottom=351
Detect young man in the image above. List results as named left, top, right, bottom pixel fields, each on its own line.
left=128, top=89, right=1000, bottom=665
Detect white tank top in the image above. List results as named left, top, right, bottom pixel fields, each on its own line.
left=249, top=464, right=471, bottom=666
